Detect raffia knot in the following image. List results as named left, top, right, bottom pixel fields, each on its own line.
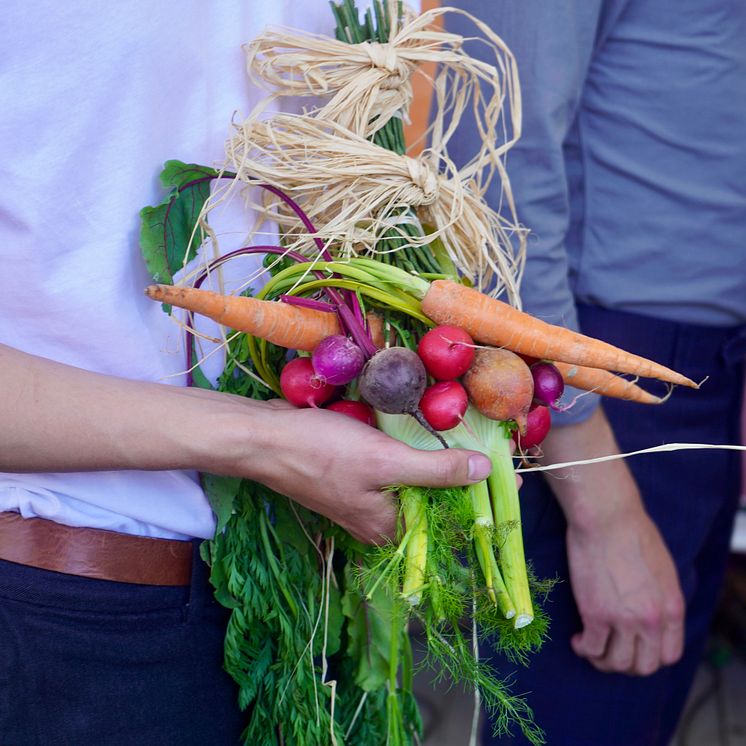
left=404, top=156, right=439, bottom=206
left=229, top=8, right=526, bottom=302
left=362, top=41, right=411, bottom=88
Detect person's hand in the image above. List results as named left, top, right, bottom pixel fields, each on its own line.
left=0, top=344, right=494, bottom=545
left=566, top=498, right=685, bottom=675
left=208, top=399, right=494, bottom=545
left=538, top=406, right=685, bottom=675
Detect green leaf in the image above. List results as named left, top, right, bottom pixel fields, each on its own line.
left=323, top=582, right=344, bottom=658
left=202, top=472, right=241, bottom=534
left=342, top=562, right=394, bottom=692
left=139, top=160, right=220, bottom=284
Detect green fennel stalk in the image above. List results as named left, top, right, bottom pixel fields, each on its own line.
left=448, top=406, right=535, bottom=629
left=487, top=430, right=534, bottom=628
left=470, top=479, right=516, bottom=620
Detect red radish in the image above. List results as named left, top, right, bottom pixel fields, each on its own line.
left=326, top=400, right=376, bottom=426
left=530, top=361, right=564, bottom=408
left=513, top=405, right=552, bottom=449
left=311, top=334, right=365, bottom=385
left=417, top=325, right=475, bottom=380
left=280, top=357, right=338, bottom=408
left=419, top=381, right=468, bottom=431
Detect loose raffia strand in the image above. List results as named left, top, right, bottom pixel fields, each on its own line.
left=517, top=443, right=746, bottom=474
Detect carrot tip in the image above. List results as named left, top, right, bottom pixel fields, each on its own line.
left=656, top=384, right=675, bottom=404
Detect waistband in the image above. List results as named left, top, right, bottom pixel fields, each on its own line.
left=0, top=511, right=193, bottom=586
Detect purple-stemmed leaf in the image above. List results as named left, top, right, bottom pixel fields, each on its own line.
left=139, top=160, right=220, bottom=284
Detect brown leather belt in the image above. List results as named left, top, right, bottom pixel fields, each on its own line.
left=0, top=511, right=193, bottom=586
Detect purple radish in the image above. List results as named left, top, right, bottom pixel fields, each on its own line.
left=312, top=334, right=365, bottom=385
left=531, top=361, right=565, bottom=408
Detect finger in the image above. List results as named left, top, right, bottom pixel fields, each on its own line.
left=599, top=629, right=636, bottom=672
left=388, top=447, right=492, bottom=489
left=344, top=491, right=398, bottom=545
left=374, top=493, right=398, bottom=543
left=362, top=515, right=397, bottom=546
left=571, top=623, right=611, bottom=660
left=661, top=616, right=685, bottom=666
left=634, top=633, right=663, bottom=676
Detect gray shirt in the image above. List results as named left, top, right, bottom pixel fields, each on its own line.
left=445, top=0, right=746, bottom=420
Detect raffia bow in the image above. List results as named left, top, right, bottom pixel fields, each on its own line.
left=245, top=7, right=522, bottom=160
left=226, top=113, right=524, bottom=301
left=244, top=7, right=419, bottom=139
left=212, top=4, right=527, bottom=303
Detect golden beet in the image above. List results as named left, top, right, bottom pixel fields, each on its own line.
left=463, top=348, right=534, bottom=432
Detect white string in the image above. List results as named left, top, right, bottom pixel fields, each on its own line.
left=516, top=443, right=746, bottom=474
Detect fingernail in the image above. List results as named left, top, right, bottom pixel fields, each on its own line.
left=468, top=454, right=491, bottom=481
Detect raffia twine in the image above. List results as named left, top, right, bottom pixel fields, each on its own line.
left=244, top=10, right=417, bottom=140
left=225, top=113, right=524, bottom=300
left=208, top=4, right=528, bottom=302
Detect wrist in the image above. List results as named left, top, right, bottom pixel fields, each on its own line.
left=174, top=388, right=277, bottom=478
left=558, top=484, right=642, bottom=535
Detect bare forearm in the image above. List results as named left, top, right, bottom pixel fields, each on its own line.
left=0, top=343, right=255, bottom=474
left=538, top=406, right=644, bottom=530
left=538, top=405, right=685, bottom=674
left=0, top=343, right=493, bottom=544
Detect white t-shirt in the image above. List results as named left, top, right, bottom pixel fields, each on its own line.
left=0, top=2, right=339, bottom=539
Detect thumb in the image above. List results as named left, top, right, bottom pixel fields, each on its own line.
left=390, top=446, right=492, bottom=489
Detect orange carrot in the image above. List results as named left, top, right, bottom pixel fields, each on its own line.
left=554, top=362, right=665, bottom=404
left=366, top=311, right=386, bottom=349
left=145, top=284, right=340, bottom=352
left=421, top=280, right=697, bottom=388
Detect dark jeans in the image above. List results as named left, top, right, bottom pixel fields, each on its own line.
left=483, top=305, right=746, bottom=746
left=0, top=539, right=245, bottom=745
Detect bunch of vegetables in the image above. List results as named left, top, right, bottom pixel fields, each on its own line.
left=138, top=3, right=695, bottom=744
left=143, top=250, right=693, bottom=746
